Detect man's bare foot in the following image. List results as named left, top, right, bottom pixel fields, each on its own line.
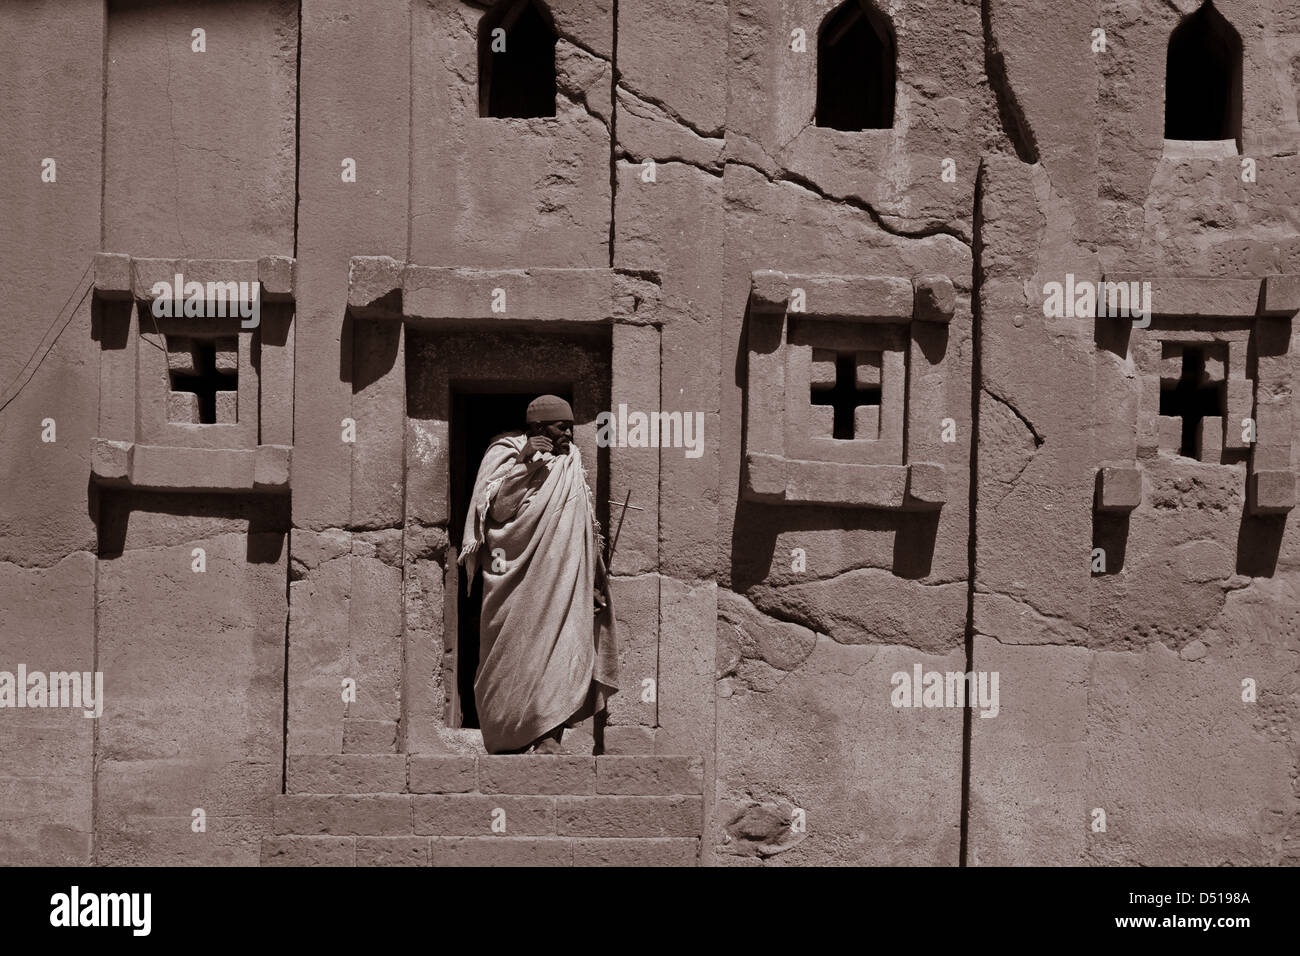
left=529, top=725, right=567, bottom=754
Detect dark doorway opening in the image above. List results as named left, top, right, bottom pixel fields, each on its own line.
left=1164, top=2, right=1242, bottom=143
left=478, top=0, right=558, bottom=119
left=448, top=384, right=573, bottom=729
left=816, top=0, right=896, bottom=131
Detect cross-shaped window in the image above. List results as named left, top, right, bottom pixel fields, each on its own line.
left=1159, top=346, right=1223, bottom=459
left=169, top=337, right=238, bottom=424
left=811, top=352, right=881, bottom=440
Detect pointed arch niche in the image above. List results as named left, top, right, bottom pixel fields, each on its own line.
left=1164, top=2, right=1242, bottom=151
left=478, top=0, right=558, bottom=119
left=816, top=0, right=896, bottom=131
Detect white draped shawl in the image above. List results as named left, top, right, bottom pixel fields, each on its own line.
left=459, top=431, right=618, bottom=753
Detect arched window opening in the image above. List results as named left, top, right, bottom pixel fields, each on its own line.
left=816, top=0, right=896, bottom=131
left=1165, top=2, right=1242, bottom=143
left=478, top=0, right=557, bottom=119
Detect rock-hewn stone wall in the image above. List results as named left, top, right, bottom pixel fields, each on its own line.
left=1, top=0, right=1295, bottom=866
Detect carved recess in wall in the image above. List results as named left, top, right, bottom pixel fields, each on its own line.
left=1093, top=274, right=1298, bottom=517
left=743, top=270, right=953, bottom=509
left=88, top=253, right=296, bottom=494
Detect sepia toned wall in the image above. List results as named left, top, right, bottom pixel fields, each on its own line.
left=0, top=0, right=1295, bottom=866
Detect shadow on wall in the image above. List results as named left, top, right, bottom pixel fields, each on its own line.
left=730, top=498, right=940, bottom=592
left=731, top=294, right=942, bottom=591
left=1236, top=513, right=1286, bottom=577
left=94, top=487, right=289, bottom=563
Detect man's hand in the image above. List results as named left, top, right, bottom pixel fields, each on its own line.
left=522, top=435, right=553, bottom=466
left=593, top=586, right=608, bottom=613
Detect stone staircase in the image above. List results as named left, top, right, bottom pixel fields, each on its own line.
left=262, top=753, right=704, bottom=866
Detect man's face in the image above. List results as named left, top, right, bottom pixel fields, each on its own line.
left=536, top=419, right=574, bottom=454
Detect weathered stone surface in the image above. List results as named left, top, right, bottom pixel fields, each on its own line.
left=0, top=553, right=96, bottom=865
left=596, top=756, right=704, bottom=795
left=273, top=795, right=412, bottom=837
left=288, top=755, right=408, bottom=795
left=6, top=0, right=1300, bottom=871
left=571, top=837, right=699, bottom=866
left=479, top=756, right=596, bottom=795
left=356, top=836, right=430, bottom=867
left=428, top=836, right=573, bottom=867
left=1096, top=465, right=1143, bottom=512
left=555, top=796, right=703, bottom=837
left=261, top=836, right=356, bottom=867
left=413, top=795, right=556, bottom=837
left=716, top=622, right=963, bottom=865
left=94, top=506, right=286, bottom=865
left=103, top=1, right=296, bottom=258
left=408, top=756, right=477, bottom=795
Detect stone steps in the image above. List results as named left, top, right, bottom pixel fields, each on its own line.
left=262, top=754, right=704, bottom=866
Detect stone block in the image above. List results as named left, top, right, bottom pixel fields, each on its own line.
left=607, top=575, right=659, bottom=727
left=913, top=275, right=956, bottom=323
left=254, top=444, right=292, bottom=489
left=854, top=404, right=880, bottom=440
left=748, top=270, right=790, bottom=313
left=1197, top=416, right=1223, bottom=461
left=258, top=255, right=296, bottom=299
left=1224, top=379, right=1253, bottom=450
left=807, top=402, right=835, bottom=439
left=1095, top=465, right=1142, bottom=512
left=166, top=337, right=197, bottom=374
left=214, top=341, right=239, bottom=373
left=555, top=796, right=704, bottom=837
left=478, top=756, right=596, bottom=795
left=1108, top=275, right=1261, bottom=317
left=747, top=456, right=912, bottom=508
left=167, top=391, right=199, bottom=424
left=128, top=445, right=254, bottom=490
left=356, top=837, right=429, bottom=866
left=602, top=726, right=656, bottom=754
left=1158, top=416, right=1183, bottom=453
left=343, top=719, right=398, bottom=754
left=90, top=438, right=132, bottom=481
left=905, top=462, right=946, bottom=509
left=809, top=348, right=838, bottom=387
left=130, top=257, right=183, bottom=302
left=94, top=253, right=132, bottom=299
left=400, top=267, right=628, bottom=324
left=260, top=836, right=355, bottom=867
left=571, top=838, right=699, bottom=866
left=287, top=755, right=408, bottom=794
left=184, top=258, right=258, bottom=288
left=609, top=321, right=660, bottom=574
left=273, top=795, right=412, bottom=836
left=413, top=795, right=556, bottom=836
left=855, top=352, right=882, bottom=387
left=596, top=756, right=704, bottom=795
left=656, top=579, right=715, bottom=762
left=428, top=837, right=573, bottom=867
left=348, top=255, right=404, bottom=311
left=408, top=756, right=477, bottom=794
left=1261, top=274, right=1300, bottom=315
left=214, top=390, right=238, bottom=424
left=1249, top=470, right=1295, bottom=515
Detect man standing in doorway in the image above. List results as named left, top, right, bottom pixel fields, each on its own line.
left=459, top=394, right=618, bottom=754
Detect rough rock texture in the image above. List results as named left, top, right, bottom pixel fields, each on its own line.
left=1, top=0, right=1297, bottom=866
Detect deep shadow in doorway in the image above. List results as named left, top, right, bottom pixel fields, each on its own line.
left=448, top=384, right=573, bottom=729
